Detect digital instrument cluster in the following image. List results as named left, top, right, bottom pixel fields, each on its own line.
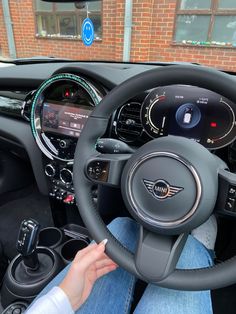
left=141, top=86, right=236, bottom=149
left=136, top=85, right=236, bottom=150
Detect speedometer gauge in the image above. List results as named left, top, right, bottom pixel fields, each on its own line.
left=141, top=86, right=236, bottom=150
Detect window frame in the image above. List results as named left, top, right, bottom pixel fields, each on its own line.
left=173, top=0, right=236, bottom=47
left=34, top=1, right=102, bottom=40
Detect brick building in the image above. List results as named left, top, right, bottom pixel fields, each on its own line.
left=1, top=0, right=236, bottom=72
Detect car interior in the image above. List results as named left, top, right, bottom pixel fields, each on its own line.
left=1, top=1, right=236, bottom=314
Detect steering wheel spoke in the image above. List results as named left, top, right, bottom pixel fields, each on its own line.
left=215, top=168, right=236, bottom=216
left=135, top=226, right=187, bottom=281
left=86, top=153, right=132, bottom=187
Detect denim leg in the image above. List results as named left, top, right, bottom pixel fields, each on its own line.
left=31, top=219, right=214, bottom=314
left=134, top=235, right=213, bottom=314
left=77, top=217, right=139, bottom=314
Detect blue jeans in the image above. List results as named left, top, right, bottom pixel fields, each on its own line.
left=36, top=217, right=213, bottom=314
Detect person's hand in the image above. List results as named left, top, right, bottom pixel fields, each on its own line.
left=59, top=240, right=117, bottom=311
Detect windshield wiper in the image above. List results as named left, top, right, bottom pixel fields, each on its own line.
left=14, top=57, right=73, bottom=64
left=145, top=61, right=201, bottom=66
left=0, top=57, right=202, bottom=67
left=0, top=56, right=73, bottom=65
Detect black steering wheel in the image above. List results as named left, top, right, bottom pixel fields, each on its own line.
left=73, top=65, right=236, bottom=290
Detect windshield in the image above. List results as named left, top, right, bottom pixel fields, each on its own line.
left=0, top=0, right=236, bottom=72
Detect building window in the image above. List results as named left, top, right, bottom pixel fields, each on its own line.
left=35, top=0, right=102, bottom=39
left=174, top=0, right=236, bottom=47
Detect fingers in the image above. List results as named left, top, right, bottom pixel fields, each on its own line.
left=96, top=264, right=117, bottom=279
left=74, top=243, right=97, bottom=263
left=95, top=258, right=117, bottom=269
left=74, top=239, right=108, bottom=263
left=76, top=239, right=109, bottom=272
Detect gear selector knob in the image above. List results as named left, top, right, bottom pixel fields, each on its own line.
left=16, top=219, right=41, bottom=270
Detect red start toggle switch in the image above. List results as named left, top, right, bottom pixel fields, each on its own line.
left=63, top=194, right=75, bottom=204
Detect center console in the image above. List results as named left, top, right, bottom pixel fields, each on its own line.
left=1, top=219, right=90, bottom=312
left=45, top=159, right=74, bottom=204
left=28, top=73, right=105, bottom=225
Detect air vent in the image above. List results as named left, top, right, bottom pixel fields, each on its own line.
left=21, top=90, right=36, bottom=121
left=115, top=102, right=143, bottom=142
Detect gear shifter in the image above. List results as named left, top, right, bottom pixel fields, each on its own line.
left=16, top=219, right=40, bottom=270
left=1, top=219, right=64, bottom=308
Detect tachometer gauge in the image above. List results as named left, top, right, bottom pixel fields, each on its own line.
left=141, top=91, right=169, bottom=138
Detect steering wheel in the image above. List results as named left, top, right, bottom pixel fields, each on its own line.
left=73, top=65, right=236, bottom=290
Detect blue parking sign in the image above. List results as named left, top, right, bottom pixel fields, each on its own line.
left=82, top=18, right=94, bottom=46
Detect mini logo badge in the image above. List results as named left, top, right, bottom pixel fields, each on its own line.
left=143, top=179, right=183, bottom=200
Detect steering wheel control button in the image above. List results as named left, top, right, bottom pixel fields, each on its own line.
left=143, top=179, right=183, bottom=200
left=223, top=185, right=236, bottom=212
left=45, top=164, right=56, bottom=177
left=87, top=160, right=109, bottom=182
left=225, top=198, right=236, bottom=212
left=228, top=186, right=236, bottom=198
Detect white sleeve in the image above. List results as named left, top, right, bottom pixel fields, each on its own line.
left=26, top=286, right=74, bottom=314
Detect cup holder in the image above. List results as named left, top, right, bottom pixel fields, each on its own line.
left=38, top=227, right=64, bottom=249
left=38, top=227, right=90, bottom=264
left=60, top=239, right=89, bottom=264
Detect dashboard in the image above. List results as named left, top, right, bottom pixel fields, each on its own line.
left=0, top=62, right=236, bottom=203
left=30, top=74, right=236, bottom=163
